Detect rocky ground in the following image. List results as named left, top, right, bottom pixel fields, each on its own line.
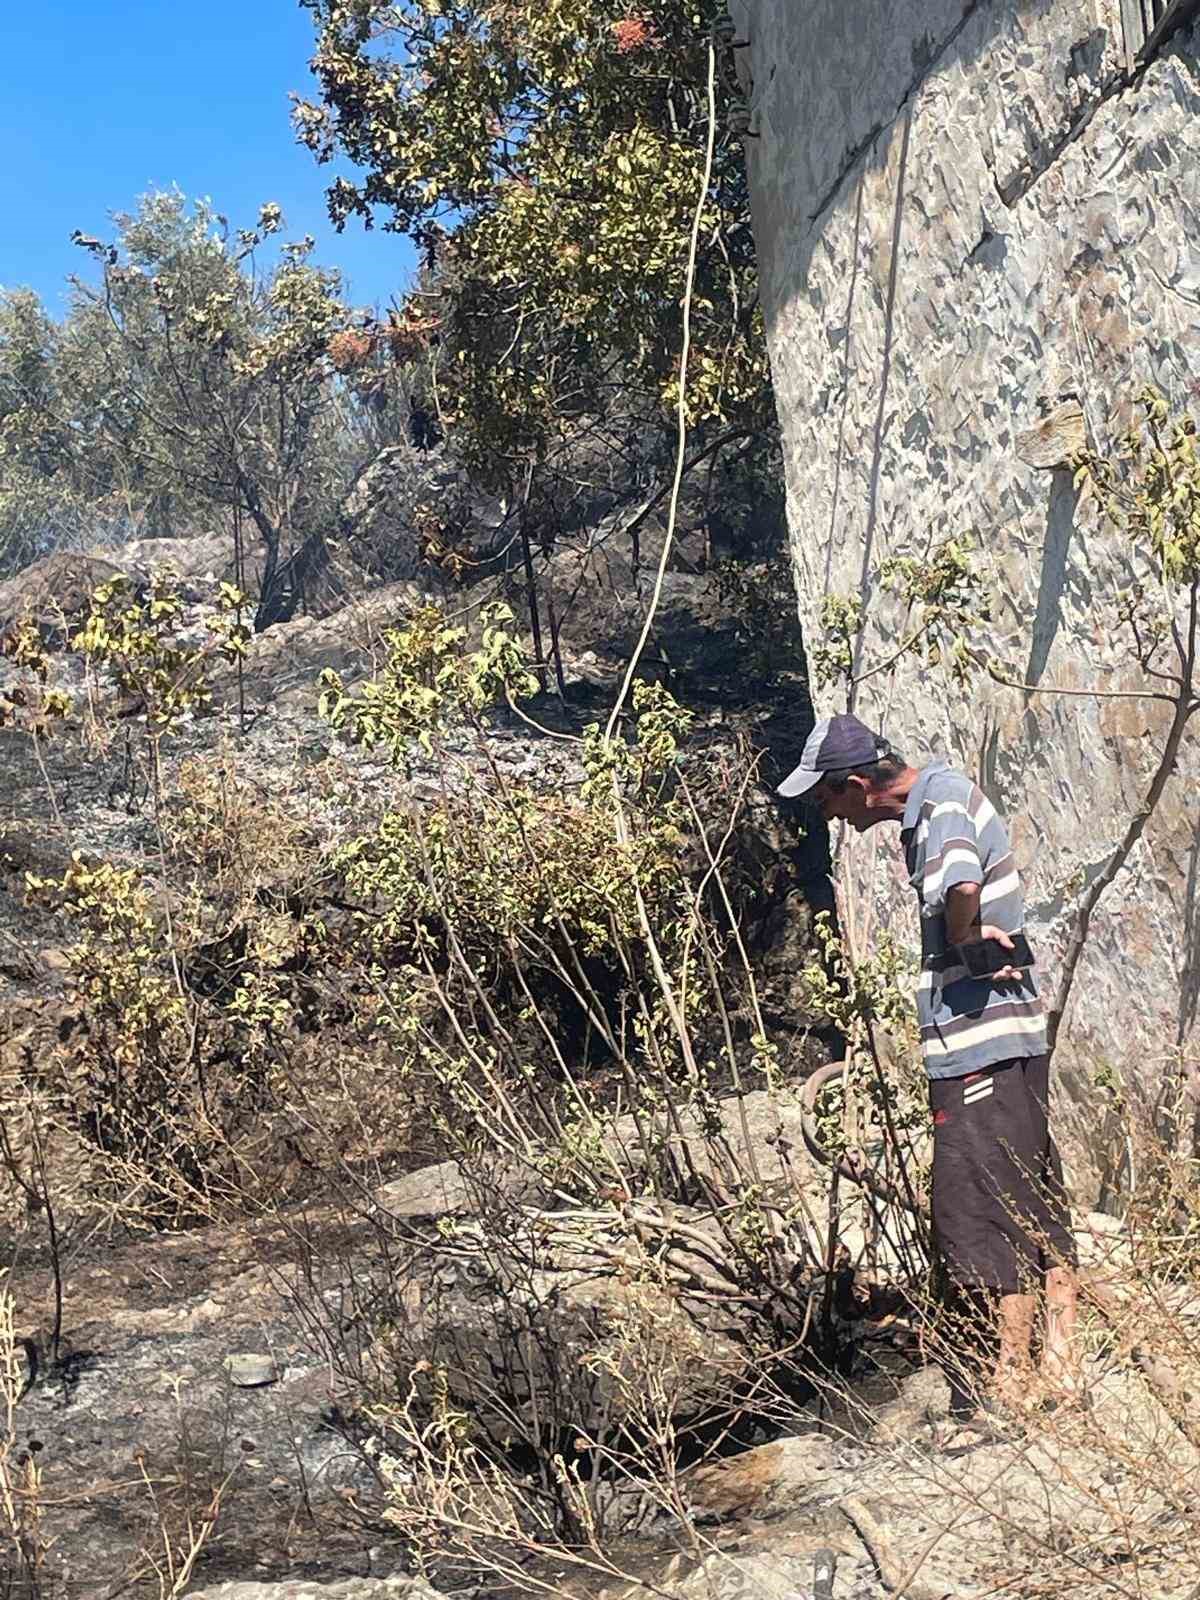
left=0, top=529, right=822, bottom=1596
left=0, top=530, right=821, bottom=1009
left=10, top=1184, right=1196, bottom=1600
left=3, top=536, right=1196, bottom=1599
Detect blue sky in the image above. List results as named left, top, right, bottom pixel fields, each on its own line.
left=0, top=0, right=417, bottom=318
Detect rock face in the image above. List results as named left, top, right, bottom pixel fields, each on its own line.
left=0, top=551, right=126, bottom=640
left=731, top=0, right=1200, bottom=1155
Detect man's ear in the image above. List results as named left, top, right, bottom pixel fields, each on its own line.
left=857, top=776, right=890, bottom=810
left=847, top=773, right=873, bottom=802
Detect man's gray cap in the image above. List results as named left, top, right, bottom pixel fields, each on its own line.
left=777, top=713, right=889, bottom=798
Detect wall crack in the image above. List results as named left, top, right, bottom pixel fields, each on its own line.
left=806, top=8, right=1200, bottom=230
left=996, top=62, right=1128, bottom=207
left=807, top=0, right=985, bottom=228
left=997, top=20, right=1200, bottom=206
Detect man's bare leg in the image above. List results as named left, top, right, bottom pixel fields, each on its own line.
left=993, top=1291, right=1035, bottom=1403
left=1041, top=1264, right=1080, bottom=1396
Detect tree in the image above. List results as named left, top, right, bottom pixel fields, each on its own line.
left=1, top=192, right=433, bottom=619
left=295, top=2, right=774, bottom=680
left=296, top=2, right=766, bottom=436
left=0, top=290, right=121, bottom=576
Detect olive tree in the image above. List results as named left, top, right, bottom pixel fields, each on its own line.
left=2, top=191, right=432, bottom=619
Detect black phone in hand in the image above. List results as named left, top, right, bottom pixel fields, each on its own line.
left=958, top=930, right=1035, bottom=978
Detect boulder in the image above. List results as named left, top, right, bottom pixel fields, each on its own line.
left=232, top=579, right=427, bottom=709
left=376, top=1089, right=827, bottom=1222
left=682, top=1433, right=839, bottom=1523
left=0, top=551, right=125, bottom=641
left=868, top=1365, right=952, bottom=1446
left=375, top=1208, right=752, bottom=1442
left=92, top=530, right=238, bottom=590
left=665, top=1549, right=844, bottom=1600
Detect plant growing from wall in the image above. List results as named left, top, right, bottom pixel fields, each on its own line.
left=809, top=535, right=988, bottom=694
left=1041, top=390, right=1200, bottom=1046
left=973, top=392, right=1200, bottom=1056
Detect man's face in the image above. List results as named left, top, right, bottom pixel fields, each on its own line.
left=809, top=774, right=892, bottom=832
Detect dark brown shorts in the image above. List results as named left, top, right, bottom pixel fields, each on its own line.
left=929, top=1053, right=1076, bottom=1296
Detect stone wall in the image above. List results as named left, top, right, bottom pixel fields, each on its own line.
left=731, top=0, right=1200, bottom=1154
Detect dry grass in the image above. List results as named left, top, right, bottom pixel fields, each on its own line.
left=0, top=1279, right=49, bottom=1598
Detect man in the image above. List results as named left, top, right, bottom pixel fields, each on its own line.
left=778, top=712, right=1079, bottom=1421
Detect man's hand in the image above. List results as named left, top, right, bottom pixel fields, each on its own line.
left=955, top=923, right=1023, bottom=983
left=946, top=886, right=1024, bottom=980
left=977, top=924, right=1022, bottom=982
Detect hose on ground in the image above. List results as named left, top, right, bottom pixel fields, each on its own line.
left=799, top=1059, right=922, bottom=1215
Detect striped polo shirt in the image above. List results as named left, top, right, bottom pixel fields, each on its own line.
left=901, top=760, right=1046, bottom=1080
